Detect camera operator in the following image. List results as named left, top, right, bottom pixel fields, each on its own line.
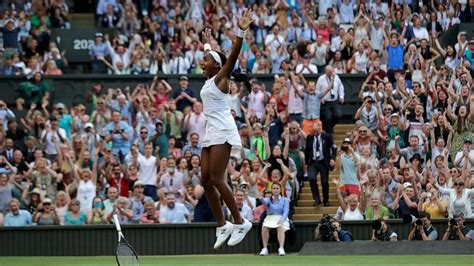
left=407, top=212, right=438, bottom=240
left=371, top=219, right=398, bottom=241
left=442, top=213, right=474, bottom=240
left=315, top=215, right=353, bottom=242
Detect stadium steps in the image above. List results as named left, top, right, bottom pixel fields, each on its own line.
left=293, top=124, right=353, bottom=222
left=71, top=13, right=95, bottom=29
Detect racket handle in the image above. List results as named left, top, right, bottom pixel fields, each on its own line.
left=113, top=214, right=122, bottom=232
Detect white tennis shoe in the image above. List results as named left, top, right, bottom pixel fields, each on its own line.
left=213, top=222, right=234, bottom=249
left=278, top=247, right=286, bottom=256
left=259, top=247, right=269, bottom=256
left=227, top=219, right=252, bottom=246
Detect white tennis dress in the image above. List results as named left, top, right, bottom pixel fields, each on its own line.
left=200, top=75, right=242, bottom=148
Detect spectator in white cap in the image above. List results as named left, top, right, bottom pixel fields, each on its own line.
left=391, top=182, right=419, bottom=219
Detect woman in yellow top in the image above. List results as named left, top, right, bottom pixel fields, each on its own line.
left=418, top=186, right=448, bottom=219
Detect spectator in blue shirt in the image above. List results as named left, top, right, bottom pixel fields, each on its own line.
left=4, top=198, right=32, bottom=227
left=89, top=32, right=110, bottom=73
left=107, top=93, right=133, bottom=125
left=103, top=111, right=132, bottom=161
left=172, top=76, right=197, bottom=112
left=1, top=56, right=21, bottom=75
left=385, top=31, right=405, bottom=83
left=259, top=183, right=290, bottom=256
left=182, top=132, right=202, bottom=156
left=2, top=19, right=20, bottom=50
left=129, top=182, right=152, bottom=222
left=159, top=193, right=191, bottom=224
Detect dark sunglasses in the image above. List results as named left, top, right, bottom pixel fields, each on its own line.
left=454, top=183, right=464, bottom=186
left=140, top=131, right=148, bottom=134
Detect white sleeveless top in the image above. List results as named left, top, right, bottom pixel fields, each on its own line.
left=343, top=206, right=364, bottom=221
left=77, top=180, right=96, bottom=213
left=200, top=76, right=242, bottom=148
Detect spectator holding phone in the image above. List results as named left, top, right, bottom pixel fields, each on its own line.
left=87, top=196, right=108, bottom=224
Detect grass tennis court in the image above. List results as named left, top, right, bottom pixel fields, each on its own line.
left=0, top=255, right=472, bottom=266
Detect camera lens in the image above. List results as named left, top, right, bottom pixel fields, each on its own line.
left=450, top=218, right=458, bottom=226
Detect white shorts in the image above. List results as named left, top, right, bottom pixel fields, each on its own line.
left=201, top=128, right=242, bottom=149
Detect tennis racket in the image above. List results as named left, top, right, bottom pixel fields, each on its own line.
left=113, top=214, right=140, bottom=266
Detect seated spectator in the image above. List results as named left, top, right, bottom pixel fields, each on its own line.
left=104, top=187, right=119, bottom=214
left=33, top=198, right=60, bottom=225
left=64, top=199, right=87, bottom=225
left=106, top=196, right=133, bottom=225
left=159, top=193, right=191, bottom=224
left=365, top=192, right=390, bottom=220
left=87, top=196, right=108, bottom=224
left=44, top=60, right=62, bottom=75
left=230, top=189, right=253, bottom=222
left=4, top=198, right=32, bottom=226
left=159, top=158, right=185, bottom=202
left=408, top=212, right=438, bottom=241
left=21, top=187, right=41, bottom=214
left=100, top=4, right=120, bottom=28
left=140, top=199, right=159, bottom=224
left=258, top=183, right=290, bottom=256
left=1, top=55, right=21, bottom=75
left=0, top=171, right=13, bottom=214
left=129, top=181, right=152, bottom=222
left=53, top=190, right=70, bottom=225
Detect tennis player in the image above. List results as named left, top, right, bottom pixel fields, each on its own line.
left=199, top=9, right=254, bottom=249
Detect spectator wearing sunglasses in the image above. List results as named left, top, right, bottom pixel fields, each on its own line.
left=433, top=177, right=474, bottom=218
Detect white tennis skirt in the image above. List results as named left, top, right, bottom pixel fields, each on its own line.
left=262, top=215, right=290, bottom=231
left=201, top=128, right=242, bottom=148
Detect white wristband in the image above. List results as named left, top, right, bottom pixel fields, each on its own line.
left=204, top=43, right=212, bottom=51
left=237, top=29, right=246, bottom=38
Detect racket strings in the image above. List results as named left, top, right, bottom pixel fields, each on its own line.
left=117, top=243, right=139, bottom=266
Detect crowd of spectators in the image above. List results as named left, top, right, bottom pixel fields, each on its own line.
left=0, top=0, right=70, bottom=76
left=0, top=0, right=473, bottom=244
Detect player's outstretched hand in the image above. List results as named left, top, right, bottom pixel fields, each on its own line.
left=238, top=9, right=254, bottom=31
